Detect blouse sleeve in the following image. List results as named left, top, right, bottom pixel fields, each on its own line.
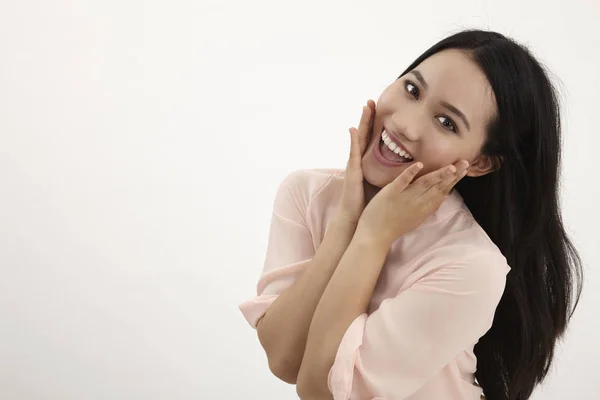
left=327, top=252, right=510, bottom=399
left=239, top=170, right=318, bottom=329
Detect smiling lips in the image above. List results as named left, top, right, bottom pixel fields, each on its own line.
left=381, top=130, right=413, bottom=161
left=374, top=131, right=415, bottom=167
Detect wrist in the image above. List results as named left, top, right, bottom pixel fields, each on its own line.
left=332, top=212, right=360, bottom=231
left=353, top=226, right=392, bottom=253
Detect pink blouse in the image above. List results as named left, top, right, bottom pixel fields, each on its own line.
left=239, top=168, right=510, bottom=400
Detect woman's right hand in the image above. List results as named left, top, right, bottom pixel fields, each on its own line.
left=335, top=100, right=376, bottom=226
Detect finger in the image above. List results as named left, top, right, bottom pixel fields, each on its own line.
left=367, top=99, right=376, bottom=124
left=357, top=105, right=372, bottom=154
left=347, top=127, right=362, bottom=172
left=363, top=100, right=376, bottom=152
left=390, top=162, right=424, bottom=192
left=427, top=161, right=469, bottom=198
left=357, top=105, right=371, bottom=137
left=439, top=162, right=469, bottom=194
left=416, top=164, right=457, bottom=191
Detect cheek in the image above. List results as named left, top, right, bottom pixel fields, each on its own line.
left=368, top=129, right=381, bottom=148
left=420, top=142, right=457, bottom=170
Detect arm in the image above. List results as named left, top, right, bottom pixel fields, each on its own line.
left=297, top=237, right=509, bottom=400
left=246, top=102, right=375, bottom=384
left=296, top=229, right=389, bottom=399
left=257, top=215, right=358, bottom=384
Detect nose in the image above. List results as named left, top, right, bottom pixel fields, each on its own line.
left=390, top=111, right=426, bottom=143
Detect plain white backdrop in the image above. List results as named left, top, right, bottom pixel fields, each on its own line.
left=0, top=0, right=598, bottom=399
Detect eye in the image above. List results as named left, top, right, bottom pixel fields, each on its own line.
left=437, top=115, right=457, bottom=133
left=405, top=81, right=419, bottom=99
left=403, top=80, right=458, bottom=134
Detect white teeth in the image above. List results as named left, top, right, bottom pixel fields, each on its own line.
left=381, top=131, right=413, bottom=160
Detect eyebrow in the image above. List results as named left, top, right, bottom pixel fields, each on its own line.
left=409, top=69, right=471, bottom=131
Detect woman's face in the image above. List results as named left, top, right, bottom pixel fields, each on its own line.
left=362, top=49, right=499, bottom=188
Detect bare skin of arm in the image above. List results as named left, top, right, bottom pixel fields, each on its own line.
left=256, top=216, right=357, bottom=384
left=257, top=102, right=376, bottom=384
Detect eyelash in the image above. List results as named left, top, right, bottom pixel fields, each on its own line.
left=404, top=80, right=458, bottom=133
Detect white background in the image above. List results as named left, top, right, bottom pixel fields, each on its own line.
left=1, top=0, right=598, bottom=399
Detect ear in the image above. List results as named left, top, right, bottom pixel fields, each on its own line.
left=466, top=154, right=502, bottom=177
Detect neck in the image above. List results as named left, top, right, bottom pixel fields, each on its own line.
left=364, top=179, right=381, bottom=205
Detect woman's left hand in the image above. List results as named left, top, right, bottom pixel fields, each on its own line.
left=356, top=160, right=470, bottom=247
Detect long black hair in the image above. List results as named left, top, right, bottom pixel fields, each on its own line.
left=397, top=29, right=584, bottom=400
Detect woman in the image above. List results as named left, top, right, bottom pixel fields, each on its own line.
left=239, top=29, right=583, bottom=400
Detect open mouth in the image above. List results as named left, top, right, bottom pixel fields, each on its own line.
left=376, top=130, right=414, bottom=165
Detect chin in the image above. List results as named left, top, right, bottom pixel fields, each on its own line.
left=362, top=165, right=391, bottom=188
left=360, top=150, right=389, bottom=188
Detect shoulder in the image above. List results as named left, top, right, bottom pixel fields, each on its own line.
left=407, top=193, right=507, bottom=266
left=462, top=250, right=511, bottom=286
left=405, top=207, right=511, bottom=289
left=276, top=168, right=344, bottom=207
left=407, top=247, right=510, bottom=314
left=438, top=211, right=512, bottom=278
left=427, top=191, right=508, bottom=262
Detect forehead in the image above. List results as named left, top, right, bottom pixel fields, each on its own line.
left=414, top=49, right=497, bottom=128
